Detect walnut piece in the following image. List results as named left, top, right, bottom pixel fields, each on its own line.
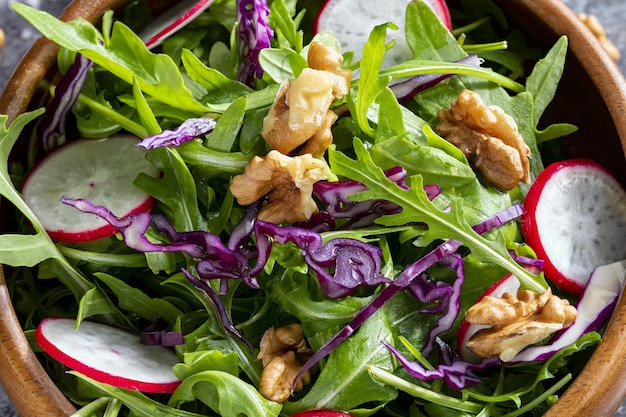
left=261, top=42, right=352, bottom=157
left=464, top=288, right=577, bottom=362
left=436, top=89, right=532, bottom=191
left=258, top=323, right=315, bottom=403
left=230, top=150, right=327, bottom=224
left=578, top=13, right=620, bottom=61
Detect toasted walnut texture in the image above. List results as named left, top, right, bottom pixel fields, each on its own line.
left=464, top=289, right=577, bottom=362
left=436, top=89, right=531, bottom=191
left=261, top=42, right=352, bottom=157
left=230, top=150, right=327, bottom=224
left=578, top=13, right=620, bottom=61
left=258, top=323, right=315, bottom=403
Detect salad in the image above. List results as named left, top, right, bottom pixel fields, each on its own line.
left=0, top=0, right=625, bottom=416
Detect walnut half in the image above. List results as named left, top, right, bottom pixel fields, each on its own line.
left=436, top=89, right=531, bottom=191
left=464, top=288, right=577, bottom=362
left=257, top=323, right=315, bottom=403
left=229, top=150, right=327, bottom=224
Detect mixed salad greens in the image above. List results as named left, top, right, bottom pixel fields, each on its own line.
left=0, top=0, right=625, bottom=416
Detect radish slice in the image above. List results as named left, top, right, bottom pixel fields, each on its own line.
left=139, top=0, right=215, bottom=49
left=511, top=259, right=626, bottom=363
left=21, top=135, right=160, bottom=243
left=521, top=159, right=626, bottom=294
left=456, top=268, right=536, bottom=361
left=313, top=0, right=452, bottom=68
left=36, top=317, right=181, bottom=393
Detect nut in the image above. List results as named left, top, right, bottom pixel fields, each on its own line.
left=261, top=42, right=352, bottom=158
left=578, top=13, right=620, bottom=61
left=436, top=89, right=531, bottom=191
left=257, top=323, right=315, bottom=403
left=464, top=288, right=577, bottom=362
left=229, top=150, right=327, bottom=224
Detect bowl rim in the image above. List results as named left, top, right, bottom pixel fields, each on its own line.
left=0, top=0, right=625, bottom=416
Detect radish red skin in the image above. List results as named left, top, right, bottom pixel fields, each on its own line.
left=521, top=158, right=626, bottom=294
left=36, top=317, right=181, bottom=394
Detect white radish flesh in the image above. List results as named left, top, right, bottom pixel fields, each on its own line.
left=36, top=317, right=181, bottom=393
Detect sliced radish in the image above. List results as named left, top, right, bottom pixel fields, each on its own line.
left=139, top=0, right=215, bottom=49
left=521, top=159, right=626, bottom=294
left=313, top=0, right=452, bottom=68
left=36, top=317, right=181, bottom=393
left=21, top=135, right=160, bottom=243
left=457, top=270, right=525, bottom=361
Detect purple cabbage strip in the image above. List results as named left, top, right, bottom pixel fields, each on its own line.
left=381, top=338, right=499, bottom=390
left=236, top=0, right=274, bottom=88
left=291, top=204, right=527, bottom=391
left=313, top=167, right=440, bottom=229
left=140, top=319, right=185, bottom=347
left=182, top=268, right=254, bottom=353
left=136, top=118, right=217, bottom=149
left=390, top=55, right=484, bottom=104
left=420, top=254, right=465, bottom=357
left=254, top=220, right=391, bottom=298
left=39, top=53, right=94, bottom=151
left=508, top=250, right=545, bottom=269
left=510, top=260, right=626, bottom=363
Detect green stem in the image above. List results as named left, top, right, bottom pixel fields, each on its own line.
left=177, top=141, right=251, bottom=174
left=76, top=94, right=148, bottom=138
left=380, top=60, right=525, bottom=93
left=368, top=365, right=484, bottom=413
left=58, top=245, right=147, bottom=268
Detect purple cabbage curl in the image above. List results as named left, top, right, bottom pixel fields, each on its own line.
left=313, top=166, right=441, bottom=229
left=182, top=268, right=254, bottom=352
left=382, top=338, right=499, bottom=390
left=291, top=204, right=527, bottom=391
left=390, top=55, right=483, bottom=104
left=39, top=53, right=94, bottom=152
left=254, top=220, right=391, bottom=298
left=236, top=0, right=274, bottom=88
left=136, top=117, right=217, bottom=149
left=140, top=319, right=184, bottom=347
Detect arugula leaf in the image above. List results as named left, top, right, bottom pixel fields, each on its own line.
left=12, top=4, right=209, bottom=114
left=168, top=370, right=282, bottom=417
left=329, top=139, right=546, bottom=292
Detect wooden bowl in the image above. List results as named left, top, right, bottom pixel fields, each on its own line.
left=0, top=0, right=625, bottom=416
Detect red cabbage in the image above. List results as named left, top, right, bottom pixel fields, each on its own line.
left=140, top=319, right=184, bottom=346
left=182, top=268, right=254, bottom=352
left=236, top=0, right=274, bottom=87
left=38, top=53, right=93, bottom=151
left=390, top=55, right=483, bottom=104
left=136, top=117, right=217, bottom=149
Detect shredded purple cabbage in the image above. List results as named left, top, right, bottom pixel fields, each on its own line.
left=140, top=320, right=184, bottom=346
left=291, top=204, right=527, bottom=390
left=136, top=117, right=217, bottom=149
left=390, top=55, right=483, bottom=104
left=508, top=250, right=545, bottom=269
left=236, top=0, right=274, bottom=88
left=313, top=167, right=440, bottom=229
left=182, top=269, right=254, bottom=352
left=382, top=338, right=499, bottom=390
left=39, top=53, right=93, bottom=151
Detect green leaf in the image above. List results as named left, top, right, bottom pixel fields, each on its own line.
left=173, top=350, right=240, bottom=381
left=167, top=370, right=282, bottom=417
left=406, top=0, right=467, bottom=61
left=258, top=47, right=308, bottom=83
left=206, top=96, right=246, bottom=152
left=284, top=304, right=397, bottom=413
left=94, top=272, right=183, bottom=324
left=329, top=139, right=546, bottom=292
left=132, top=76, right=162, bottom=136
left=76, top=287, right=118, bottom=323
left=12, top=4, right=208, bottom=114
left=348, top=23, right=394, bottom=138
left=70, top=372, right=206, bottom=417
left=526, top=36, right=568, bottom=124
left=135, top=147, right=208, bottom=232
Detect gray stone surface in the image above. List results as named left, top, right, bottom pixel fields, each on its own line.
left=0, top=0, right=625, bottom=415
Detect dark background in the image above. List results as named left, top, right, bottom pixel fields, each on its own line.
left=1, top=0, right=625, bottom=416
